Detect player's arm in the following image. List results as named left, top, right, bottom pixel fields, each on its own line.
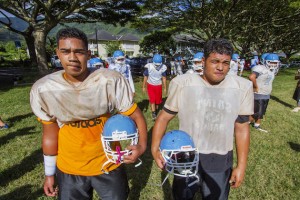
left=124, top=107, right=147, bottom=164
left=151, top=109, right=176, bottom=169
left=230, top=120, right=250, bottom=188
left=42, top=122, right=59, bottom=197
left=142, top=68, right=149, bottom=93
left=249, top=73, right=258, bottom=92
left=162, top=76, right=167, bottom=94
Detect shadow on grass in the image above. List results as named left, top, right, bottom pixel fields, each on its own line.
left=0, top=185, right=44, bottom=200
left=0, top=126, right=36, bottom=146
left=0, top=148, right=43, bottom=187
left=137, top=99, right=149, bottom=113
left=126, top=124, right=172, bottom=200
left=270, top=95, right=294, bottom=108
left=126, top=127, right=153, bottom=200
left=288, top=142, right=300, bottom=152
left=6, top=113, right=34, bottom=127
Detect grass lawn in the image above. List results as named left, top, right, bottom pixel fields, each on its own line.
left=0, top=68, right=299, bottom=200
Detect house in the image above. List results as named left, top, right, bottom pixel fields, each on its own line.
left=88, top=30, right=140, bottom=59
left=172, top=34, right=205, bottom=59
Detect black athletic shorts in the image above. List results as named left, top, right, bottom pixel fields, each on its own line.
left=252, top=99, right=269, bottom=120
left=172, top=168, right=232, bottom=200
left=56, top=165, right=129, bottom=200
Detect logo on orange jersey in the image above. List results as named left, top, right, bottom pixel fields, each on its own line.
left=69, top=118, right=102, bottom=128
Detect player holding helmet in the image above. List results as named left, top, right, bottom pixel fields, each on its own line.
left=152, top=38, right=253, bottom=200
left=30, top=28, right=147, bottom=199
left=249, top=53, right=280, bottom=132
left=109, top=50, right=135, bottom=94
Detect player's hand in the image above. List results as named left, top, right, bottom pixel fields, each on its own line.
left=142, top=87, right=146, bottom=93
left=254, top=87, right=258, bottom=93
left=152, top=150, right=165, bottom=170
left=123, top=144, right=145, bottom=164
left=163, top=88, right=167, bottom=95
left=229, top=166, right=246, bottom=188
left=44, top=175, right=58, bottom=197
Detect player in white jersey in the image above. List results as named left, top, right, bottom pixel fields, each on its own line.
left=175, top=56, right=183, bottom=75
left=143, top=54, right=167, bottom=120
left=185, top=52, right=204, bottom=75
left=249, top=53, right=280, bottom=132
left=108, top=50, right=135, bottom=94
left=152, top=39, right=253, bottom=200
left=30, top=28, right=147, bottom=199
left=228, top=53, right=240, bottom=76
left=170, top=58, right=177, bottom=77
left=239, top=58, right=245, bottom=76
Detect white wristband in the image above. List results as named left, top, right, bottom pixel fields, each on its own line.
left=44, top=155, right=57, bottom=176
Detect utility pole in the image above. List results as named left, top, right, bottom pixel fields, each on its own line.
left=95, top=28, right=99, bottom=55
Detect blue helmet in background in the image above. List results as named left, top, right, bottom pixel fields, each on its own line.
left=231, top=53, right=239, bottom=61
left=113, top=50, right=125, bottom=65
left=160, top=130, right=199, bottom=178
left=102, top=114, right=138, bottom=166
left=113, top=50, right=125, bottom=58
left=153, top=54, right=163, bottom=66
left=192, top=52, right=204, bottom=62
left=260, top=53, right=270, bottom=64
left=89, top=58, right=103, bottom=68
left=265, top=53, right=280, bottom=71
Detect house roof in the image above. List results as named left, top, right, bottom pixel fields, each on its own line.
left=88, top=30, right=140, bottom=42
left=172, top=34, right=204, bottom=44
left=88, top=30, right=117, bottom=41
left=118, top=34, right=139, bottom=42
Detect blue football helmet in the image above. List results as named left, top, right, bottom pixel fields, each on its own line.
left=89, top=58, right=103, bottom=68
left=101, top=114, right=138, bottom=166
left=160, top=130, right=199, bottom=178
left=113, top=50, right=125, bottom=65
left=260, top=53, right=270, bottom=65
left=265, top=53, right=280, bottom=71
left=192, top=52, right=204, bottom=72
left=231, top=53, right=239, bottom=61
left=153, top=54, right=162, bottom=66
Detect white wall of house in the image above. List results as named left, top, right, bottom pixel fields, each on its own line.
left=89, top=40, right=141, bottom=59
left=121, top=41, right=140, bottom=57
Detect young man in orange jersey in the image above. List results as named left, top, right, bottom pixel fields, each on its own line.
left=30, top=28, right=147, bottom=199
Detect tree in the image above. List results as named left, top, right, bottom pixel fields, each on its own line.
left=0, top=0, right=141, bottom=74
left=135, top=0, right=300, bottom=57
left=139, top=30, right=176, bottom=55
left=104, top=41, right=122, bottom=56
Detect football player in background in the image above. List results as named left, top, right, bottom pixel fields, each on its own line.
left=142, top=54, right=167, bottom=120
left=185, top=52, right=204, bottom=75
left=228, top=53, right=240, bottom=76
left=30, top=27, right=147, bottom=199
left=239, top=58, right=245, bottom=76
left=109, top=50, right=135, bottom=94
left=152, top=38, right=253, bottom=200
left=249, top=53, right=280, bottom=132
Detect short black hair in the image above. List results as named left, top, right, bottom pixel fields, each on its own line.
left=204, top=38, right=233, bottom=58
left=56, top=28, right=88, bottom=49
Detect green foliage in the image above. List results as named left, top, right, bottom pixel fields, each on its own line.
left=139, top=30, right=176, bottom=55
left=136, top=0, right=300, bottom=57
left=0, top=69, right=300, bottom=199
left=104, top=41, right=122, bottom=56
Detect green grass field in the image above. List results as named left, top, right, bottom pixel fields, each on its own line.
left=0, top=68, right=299, bottom=200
